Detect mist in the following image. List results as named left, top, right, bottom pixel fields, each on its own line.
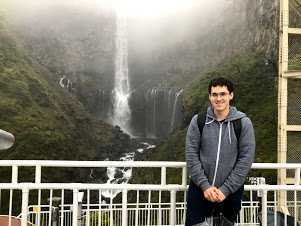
left=3, top=0, right=235, bottom=90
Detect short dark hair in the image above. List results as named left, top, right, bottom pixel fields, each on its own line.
left=208, top=77, right=234, bottom=94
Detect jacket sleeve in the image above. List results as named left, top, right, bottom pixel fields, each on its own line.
left=219, top=117, right=256, bottom=197
left=186, top=115, right=211, bottom=191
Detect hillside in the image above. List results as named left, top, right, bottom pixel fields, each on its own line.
left=0, top=7, right=136, bottom=183
left=132, top=52, right=278, bottom=184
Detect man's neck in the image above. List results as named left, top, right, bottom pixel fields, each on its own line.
left=214, top=107, right=230, bottom=121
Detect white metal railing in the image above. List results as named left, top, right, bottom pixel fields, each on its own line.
left=1, top=183, right=301, bottom=226
left=0, top=160, right=187, bottom=185
left=0, top=161, right=300, bottom=226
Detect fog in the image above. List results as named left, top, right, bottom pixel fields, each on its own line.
left=5, top=0, right=230, bottom=48
left=3, top=0, right=236, bottom=88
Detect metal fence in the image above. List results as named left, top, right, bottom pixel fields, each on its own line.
left=0, top=161, right=300, bottom=226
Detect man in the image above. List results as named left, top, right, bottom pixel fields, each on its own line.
left=185, top=77, right=255, bottom=225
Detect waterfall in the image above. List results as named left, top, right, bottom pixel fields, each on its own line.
left=142, top=87, right=183, bottom=138
left=112, top=11, right=132, bottom=135
left=170, top=89, right=183, bottom=133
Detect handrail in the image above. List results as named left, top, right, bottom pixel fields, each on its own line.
left=0, top=160, right=186, bottom=167
left=0, top=183, right=301, bottom=191
left=0, top=183, right=187, bottom=191
left=0, top=160, right=300, bottom=169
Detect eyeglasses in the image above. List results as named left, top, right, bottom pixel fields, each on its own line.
left=210, top=92, right=230, bottom=98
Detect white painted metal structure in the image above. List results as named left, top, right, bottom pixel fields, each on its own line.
left=278, top=0, right=301, bottom=213
left=278, top=0, right=301, bottom=182
left=0, top=161, right=300, bottom=226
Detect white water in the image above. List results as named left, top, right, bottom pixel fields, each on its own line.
left=58, top=76, right=72, bottom=89
left=112, top=11, right=132, bottom=135
left=101, top=142, right=156, bottom=199
left=170, top=89, right=183, bottom=133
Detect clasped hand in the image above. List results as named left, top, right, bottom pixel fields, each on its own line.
left=204, top=186, right=225, bottom=202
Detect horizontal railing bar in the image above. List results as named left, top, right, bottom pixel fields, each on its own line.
left=251, top=163, right=301, bottom=169
left=0, top=160, right=186, bottom=168
left=286, top=125, right=301, bottom=131
left=0, top=183, right=187, bottom=191
left=0, top=161, right=301, bottom=169
left=288, top=27, right=301, bottom=34
left=244, top=184, right=301, bottom=191
left=1, top=183, right=301, bottom=191
left=283, top=71, right=301, bottom=78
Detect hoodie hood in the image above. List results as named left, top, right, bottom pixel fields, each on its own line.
left=206, top=106, right=246, bottom=122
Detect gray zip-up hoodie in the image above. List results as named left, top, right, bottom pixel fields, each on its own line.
left=186, top=106, right=255, bottom=197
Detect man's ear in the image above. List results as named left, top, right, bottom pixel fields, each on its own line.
left=230, top=92, right=234, bottom=100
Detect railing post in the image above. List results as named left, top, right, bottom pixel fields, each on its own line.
left=182, top=167, right=187, bottom=186
left=12, top=165, right=18, bottom=183
left=35, top=165, right=41, bottom=183
left=295, top=168, right=300, bottom=185
left=161, top=167, right=166, bottom=185
left=135, top=190, right=139, bottom=226
left=170, top=190, right=176, bottom=226
left=261, top=189, right=268, bottom=226
left=21, top=188, right=29, bottom=226
left=72, top=189, right=79, bottom=226
left=158, top=191, right=162, bottom=226
left=122, top=189, right=128, bottom=226
left=110, top=194, right=113, bottom=226
left=86, top=190, right=90, bottom=226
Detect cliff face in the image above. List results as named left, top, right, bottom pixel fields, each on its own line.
left=131, top=0, right=280, bottom=182
left=3, top=0, right=279, bottom=138
left=127, top=0, right=278, bottom=88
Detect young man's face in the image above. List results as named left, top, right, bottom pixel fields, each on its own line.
left=209, top=85, right=233, bottom=113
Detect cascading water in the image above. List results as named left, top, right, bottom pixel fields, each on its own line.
left=112, top=10, right=132, bottom=135
left=170, top=89, right=183, bottom=133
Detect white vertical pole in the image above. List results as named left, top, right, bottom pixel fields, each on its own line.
left=110, top=191, right=113, bottom=226
left=183, top=191, right=187, bottom=225
left=37, top=189, right=41, bottom=226
left=48, top=189, right=53, bottom=226
left=35, top=166, right=41, bottom=183
left=147, top=190, right=151, bottom=226
left=261, top=190, right=268, bottom=226
left=250, top=190, right=254, bottom=223
left=98, top=190, right=102, bottom=226
left=170, top=190, right=176, bottom=226
left=8, top=189, right=13, bottom=226
left=9, top=166, right=18, bottom=226
left=294, top=168, right=300, bottom=225
left=161, top=167, right=166, bottom=185
left=61, top=189, right=65, bottom=226
left=86, top=189, right=90, bottom=226
left=72, top=189, right=79, bottom=226
left=36, top=166, right=41, bottom=226
left=135, top=190, right=139, bottom=226
left=21, top=188, right=29, bottom=226
left=182, top=167, right=187, bottom=186
left=158, top=191, right=162, bottom=226
left=12, top=165, right=18, bottom=183
left=295, top=168, right=300, bottom=185
left=122, top=189, right=128, bottom=226
left=278, top=0, right=289, bottom=211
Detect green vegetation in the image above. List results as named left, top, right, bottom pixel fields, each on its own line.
left=133, top=52, right=278, bottom=184
left=0, top=6, right=135, bottom=183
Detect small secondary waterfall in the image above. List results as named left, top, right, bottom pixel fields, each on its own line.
left=112, top=11, right=131, bottom=135
left=141, top=87, right=184, bottom=138
left=170, top=89, right=184, bottom=133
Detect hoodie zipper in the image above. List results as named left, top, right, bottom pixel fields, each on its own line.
left=212, top=121, right=223, bottom=186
